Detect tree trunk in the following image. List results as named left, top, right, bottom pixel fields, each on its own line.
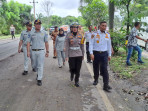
left=126, top=0, right=131, bottom=35
left=109, top=0, right=115, bottom=31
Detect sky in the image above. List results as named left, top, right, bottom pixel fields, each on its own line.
left=7, top=0, right=81, bottom=17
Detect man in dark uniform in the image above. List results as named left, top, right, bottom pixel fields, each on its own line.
left=89, top=21, right=112, bottom=92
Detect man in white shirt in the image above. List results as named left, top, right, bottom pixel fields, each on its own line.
left=89, top=21, right=112, bottom=92
left=84, top=25, right=93, bottom=63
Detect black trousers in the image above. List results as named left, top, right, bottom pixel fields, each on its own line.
left=11, top=31, right=15, bottom=39
left=86, top=42, right=91, bottom=62
left=93, top=51, right=109, bottom=85
left=69, top=56, right=83, bottom=83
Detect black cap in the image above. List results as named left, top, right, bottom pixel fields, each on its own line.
left=55, top=26, right=58, bottom=28
left=26, top=21, right=32, bottom=26
left=34, top=19, right=42, bottom=24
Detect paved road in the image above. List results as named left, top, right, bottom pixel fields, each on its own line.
left=0, top=38, right=19, bottom=61
left=0, top=39, right=147, bottom=111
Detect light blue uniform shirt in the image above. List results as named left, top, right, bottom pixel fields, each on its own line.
left=20, top=30, right=30, bottom=47
left=89, top=30, right=112, bottom=56
left=28, top=30, right=48, bottom=49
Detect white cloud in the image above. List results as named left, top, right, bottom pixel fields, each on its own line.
left=7, top=0, right=81, bottom=17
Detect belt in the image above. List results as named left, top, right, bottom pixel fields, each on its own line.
left=70, top=47, right=80, bottom=50
left=32, top=49, right=44, bottom=51
left=93, top=51, right=107, bottom=53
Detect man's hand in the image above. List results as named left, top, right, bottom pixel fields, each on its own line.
left=90, top=54, right=94, bottom=61
left=18, top=49, right=21, bottom=53
left=108, top=56, right=111, bottom=61
left=144, top=39, right=148, bottom=42
left=45, top=52, right=49, bottom=57
left=27, top=52, right=30, bottom=57
left=65, top=58, right=68, bottom=61
left=112, top=48, right=114, bottom=55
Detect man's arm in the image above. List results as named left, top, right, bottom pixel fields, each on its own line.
left=18, top=40, right=23, bottom=53
left=107, top=36, right=112, bottom=61
left=45, top=42, right=49, bottom=57
left=136, top=35, right=148, bottom=42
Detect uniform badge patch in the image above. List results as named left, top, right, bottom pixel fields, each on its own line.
left=105, top=33, right=109, bottom=38
left=96, top=40, right=99, bottom=43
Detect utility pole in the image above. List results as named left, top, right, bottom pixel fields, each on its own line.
left=30, top=0, right=38, bottom=21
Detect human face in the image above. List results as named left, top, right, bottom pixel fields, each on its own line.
left=70, top=27, right=73, bottom=31
left=88, top=26, right=92, bottom=32
left=26, top=25, right=32, bottom=31
left=59, top=30, right=64, bottom=34
left=34, top=23, right=41, bottom=31
left=137, top=24, right=140, bottom=29
left=100, top=23, right=107, bottom=31
left=55, top=27, right=58, bottom=31
left=73, top=27, right=78, bottom=32
left=78, top=25, right=81, bottom=30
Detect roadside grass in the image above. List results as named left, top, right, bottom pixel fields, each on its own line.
left=110, top=48, right=148, bottom=79
left=0, top=34, right=20, bottom=40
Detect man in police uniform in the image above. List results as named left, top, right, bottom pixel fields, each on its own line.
left=51, top=26, right=59, bottom=58
left=18, top=22, right=33, bottom=75
left=89, top=21, right=112, bottom=92
left=27, top=19, right=49, bottom=86
left=84, top=25, right=93, bottom=63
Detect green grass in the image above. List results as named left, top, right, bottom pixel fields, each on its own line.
left=110, top=48, right=148, bottom=79
left=0, top=34, right=20, bottom=40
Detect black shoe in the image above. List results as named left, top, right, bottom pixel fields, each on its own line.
left=59, top=66, right=62, bottom=68
left=103, top=85, right=112, bottom=92
left=75, top=82, right=79, bottom=87
left=32, top=68, right=36, bottom=72
left=22, top=71, right=28, bottom=75
left=106, top=85, right=112, bottom=90
left=53, top=56, right=56, bottom=59
left=126, top=62, right=132, bottom=66
left=70, top=74, right=74, bottom=81
left=37, top=80, right=42, bottom=86
left=93, top=80, right=98, bottom=85
left=138, top=61, right=144, bottom=64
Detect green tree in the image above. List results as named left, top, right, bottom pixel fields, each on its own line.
left=79, top=0, right=108, bottom=26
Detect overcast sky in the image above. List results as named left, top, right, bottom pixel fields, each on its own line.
left=7, top=0, right=81, bottom=17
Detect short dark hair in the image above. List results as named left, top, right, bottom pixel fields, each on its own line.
left=100, top=21, right=107, bottom=25
left=134, top=22, right=140, bottom=27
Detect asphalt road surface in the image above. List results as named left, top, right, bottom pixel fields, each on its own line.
left=0, top=38, right=19, bottom=61
left=0, top=39, right=147, bottom=111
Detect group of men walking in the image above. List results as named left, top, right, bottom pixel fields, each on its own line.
left=18, top=19, right=114, bottom=93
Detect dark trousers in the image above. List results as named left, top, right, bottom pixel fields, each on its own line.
left=11, top=31, right=15, bottom=39
left=69, top=56, right=83, bottom=83
left=86, top=42, right=91, bottom=62
left=93, top=51, right=109, bottom=85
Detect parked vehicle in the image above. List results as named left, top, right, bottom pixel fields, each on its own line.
left=60, top=25, right=69, bottom=33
